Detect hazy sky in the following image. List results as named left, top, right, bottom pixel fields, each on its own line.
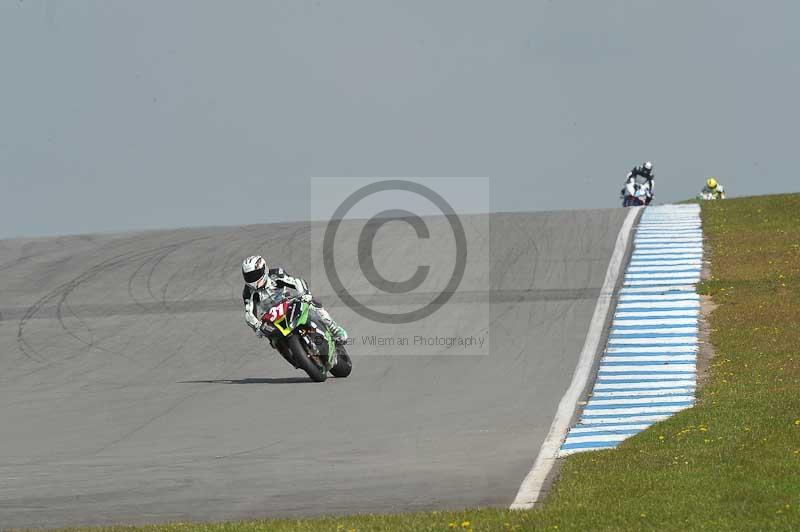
left=2, top=0, right=798, bottom=238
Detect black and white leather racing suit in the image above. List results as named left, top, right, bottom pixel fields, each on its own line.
left=242, top=267, right=347, bottom=342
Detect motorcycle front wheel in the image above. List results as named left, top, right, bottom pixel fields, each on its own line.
left=329, top=345, right=352, bottom=378
left=285, top=334, right=327, bottom=382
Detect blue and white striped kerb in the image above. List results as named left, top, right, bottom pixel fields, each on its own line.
left=559, top=204, right=702, bottom=456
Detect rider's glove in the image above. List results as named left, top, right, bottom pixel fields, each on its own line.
left=300, top=293, right=313, bottom=304
left=255, top=326, right=265, bottom=338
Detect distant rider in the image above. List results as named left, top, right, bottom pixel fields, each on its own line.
left=698, top=177, right=726, bottom=200
left=241, top=255, right=348, bottom=343
left=622, top=161, right=655, bottom=206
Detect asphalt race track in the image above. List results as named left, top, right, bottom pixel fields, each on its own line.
left=0, top=209, right=631, bottom=528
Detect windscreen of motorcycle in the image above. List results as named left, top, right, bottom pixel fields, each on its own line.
left=255, top=288, right=290, bottom=320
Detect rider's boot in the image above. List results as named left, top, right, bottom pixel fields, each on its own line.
left=316, top=306, right=348, bottom=344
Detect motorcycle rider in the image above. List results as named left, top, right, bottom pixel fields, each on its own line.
left=699, top=177, right=726, bottom=200
left=241, top=255, right=348, bottom=343
left=622, top=161, right=655, bottom=206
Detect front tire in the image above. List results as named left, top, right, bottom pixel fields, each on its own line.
left=329, top=345, right=352, bottom=378
left=285, top=334, right=327, bottom=382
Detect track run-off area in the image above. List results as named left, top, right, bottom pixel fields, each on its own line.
left=1, top=209, right=632, bottom=528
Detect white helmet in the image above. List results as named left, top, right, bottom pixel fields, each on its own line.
left=643, top=161, right=653, bottom=172
left=242, top=255, right=268, bottom=289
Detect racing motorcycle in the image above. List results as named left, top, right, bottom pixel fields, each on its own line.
left=696, top=191, right=723, bottom=201
left=257, top=289, right=352, bottom=382
left=621, top=183, right=652, bottom=207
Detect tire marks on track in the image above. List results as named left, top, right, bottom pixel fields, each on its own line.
left=14, top=235, right=208, bottom=369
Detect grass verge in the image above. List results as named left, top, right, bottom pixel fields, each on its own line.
left=51, top=194, right=800, bottom=532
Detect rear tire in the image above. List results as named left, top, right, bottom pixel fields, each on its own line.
left=329, top=345, right=352, bottom=378
left=285, top=334, right=327, bottom=382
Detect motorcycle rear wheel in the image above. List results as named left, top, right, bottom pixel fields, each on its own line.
left=286, top=334, right=327, bottom=382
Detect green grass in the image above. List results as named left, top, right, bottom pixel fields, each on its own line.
left=48, top=194, right=800, bottom=532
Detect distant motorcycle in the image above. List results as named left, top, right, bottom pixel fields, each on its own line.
left=622, top=184, right=652, bottom=207
left=257, top=290, right=352, bottom=382
left=696, top=192, right=724, bottom=201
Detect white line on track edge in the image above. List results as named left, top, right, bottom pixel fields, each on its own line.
left=510, top=207, right=638, bottom=510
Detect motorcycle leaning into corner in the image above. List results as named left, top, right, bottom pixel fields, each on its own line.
left=256, top=288, right=352, bottom=382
